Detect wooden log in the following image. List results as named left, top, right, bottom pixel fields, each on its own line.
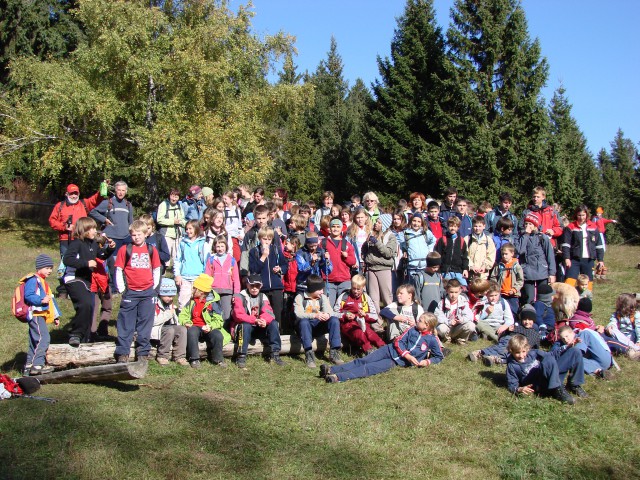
left=37, top=361, right=148, bottom=384
left=46, top=334, right=330, bottom=369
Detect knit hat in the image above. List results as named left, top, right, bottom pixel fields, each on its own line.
left=330, top=218, right=342, bottom=227
left=66, top=184, right=80, bottom=194
left=577, top=297, right=592, bottom=313
left=247, top=274, right=263, bottom=286
left=158, top=277, right=177, bottom=296
left=426, top=254, right=442, bottom=267
left=306, top=276, right=325, bottom=293
left=35, top=254, right=54, bottom=270
left=520, top=304, right=537, bottom=322
left=524, top=212, right=541, bottom=228
left=537, top=283, right=555, bottom=304
left=201, top=187, right=213, bottom=198
left=193, top=274, right=213, bottom=293
left=379, top=213, right=392, bottom=231
left=189, top=185, right=202, bottom=196
left=596, top=206, right=604, bottom=215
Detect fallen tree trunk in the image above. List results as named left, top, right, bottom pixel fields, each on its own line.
left=46, top=334, right=330, bottom=369
left=37, top=361, right=148, bottom=384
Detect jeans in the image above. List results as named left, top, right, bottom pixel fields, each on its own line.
left=331, top=344, right=399, bottom=382
left=296, top=316, right=342, bottom=351
left=237, top=321, right=281, bottom=356
left=566, top=258, right=595, bottom=281
left=326, top=281, right=351, bottom=309
left=576, top=329, right=613, bottom=374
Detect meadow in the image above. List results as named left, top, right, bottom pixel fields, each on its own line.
left=1, top=218, right=639, bottom=480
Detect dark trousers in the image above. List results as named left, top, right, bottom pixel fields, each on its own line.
left=331, top=345, right=399, bottom=382
left=566, top=258, right=595, bottom=281
left=187, top=326, right=224, bottom=362
left=237, top=321, right=281, bottom=356
left=523, top=349, right=584, bottom=392
left=521, top=279, right=548, bottom=305
left=66, top=279, right=95, bottom=342
left=296, top=316, right=342, bottom=351
left=264, top=289, right=284, bottom=326
left=27, top=316, right=50, bottom=367
left=114, top=289, right=156, bottom=357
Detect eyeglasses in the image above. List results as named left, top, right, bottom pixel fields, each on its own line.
left=68, top=192, right=79, bottom=196
left=365, top=199, right=375, bottom=203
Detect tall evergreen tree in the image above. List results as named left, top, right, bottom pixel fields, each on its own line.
left=607, top=129, right=640, bottom=240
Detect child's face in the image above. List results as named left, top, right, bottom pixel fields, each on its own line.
left=214, top=242, right=227, bottom=255
left=428, top=208, right=439, bottom=220
left=37, top=266, right=53, bottom=278
left=521, top=318, right=534, bottom=329
left=192, top=288, right=207, bottom=300
left=186, top=224, right=196, bottom=239
left=307, top=243, right=317, bottom=253
left=472, top=223, right=484, bottom=235
left=559, top=329, right=576, bottom=345
left=341, top=211, right=350, bottom=223
left=501, top=227, right=513, bottom=237
left=300, top=211, right=310, bottom=221
left=255, top=213, right=269, bottom=228
left=396, top=288, right=412, bottom=305
left=87, top=226, right=98, bottom=240
left=393, top=215, right=403, bottom=226
left=456, top=202, right=467, bottom=214
left=309, top=289, right=323, bottom=299
left=576, top=211, right=587, bottom=224
left=223, top=195, right=233, bottom=207
left=511, top=346, right=530, bottom=363
left=447, top=286, right=461, bottom=303
left=410, top=217, right=422, bottom=230
left=426, top=265, right=440, bottom=274
left=447, top=224, right=459, bottom=235
left=160, top=295, right=174, bottom=304
left=351, top=284, right=364, bottom=298
left=213, top=215, right=224, bottom=228
left=284, top=239, right=295, bottom=253
left=260, top=236, right=273, bottom=248
left=523, top=221, right=537, bottom=234
left=486, top=291, right=500, bottom=305
left=578, top=280, right=588, bottom=290
left=416, top=317, right=430, bottom=332
left=501, top=249, right=514, bottom=262
left=203, top=214, right=210, bottom=225
left=248, top=283, right=262, bottom=296
left=500, top=199, right=512, bottom=211
left=215, top=202, right=225, bottom=212
left=131, top=229, right=146, bottom=246
left=354, top=213, right=367, bottom=227
left=254, top=192, right=264, bottom=203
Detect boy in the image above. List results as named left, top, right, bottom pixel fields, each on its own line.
left=492, top=217, right=516, bottom=257
left=515, top=212, right=556, bottom=304
left=22, top=254, right=62, bottom=375
left=467, top=216, right=496, bottom=280
left=232, top=274, right=285, bottom=368
left=468, top=304, right=540, bottom=366
left=153, top=278, right=188, bottom=366
left=350, top=194, right=362, bottom=211
left=533, top=284, right=556, bottom=341
left=576, top=274, right=592, bottom=300
left=454, top=197, right=473, bottom=241
left=519, top=186, right=563, bottom=249
left=113, top=220, right=162, bottom=363
left=323, top=218, right=357, bottom=306
left=241, top=204, right=282, bottom=277
left=426, top=201, right=444, bottom=241
left=296, top=233, right=332, bottom=291
left=322, top=313, right=443, bottom=383
left=489, top=243, right=523, bottom=316
left=418, top=252, right=444, bottom=313
left=294, top=275, right=343, bottom=368
left=439, top=186, right=457, bottom=224
left=179, top=274, right=230, bottom=368
left=485, top=192, right=518, bottom=234
left=435, top=279, right=475, bottom=344
left=474, top=281, right=514, bottom=342
left=505, top=334, right=585, bottom=404
left=553, top=325, right=615, bottom=380
left=434, top=216, right=469, bottom=286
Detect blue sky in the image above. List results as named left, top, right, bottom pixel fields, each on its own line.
left=234, top=0, right=639, bottom=156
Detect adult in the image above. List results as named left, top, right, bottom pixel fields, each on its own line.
left=156, top=188, right=186, bottom=267
left=439, top=186, right=458, bottom=225
left=242, top=187, right=266, bottom=219
left=313, top=191, right=334, bottom=226
left=362, top=191, right=381, bottom=225
left=408, top=192, right=428, bottom=218
left=49, top=183, right=103, bottom=297
left=561, top=205, right=604, bottom=291
left=484, top=192, right=518, bottom=234
left=181, top=185, right=205, bottom=221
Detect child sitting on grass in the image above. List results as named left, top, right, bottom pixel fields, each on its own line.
left=553, top=325, right=615, bottom=380
left=179, top=273, right=230, bottom=369
left=435, top=279, right=475, bottom=344
left=601, top=293, right=640, bottom=361
left=322, top=313, right=443, bottom=383
left=152, top=278, right=188, bottom=366
left=505, top=334, right=586, bottom=405
left=474, top=281, right=514, bottom=342
left=380, top=284, right=424, bottom=341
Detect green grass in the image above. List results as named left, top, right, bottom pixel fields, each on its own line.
left=1, top=218, right=639, bottom=480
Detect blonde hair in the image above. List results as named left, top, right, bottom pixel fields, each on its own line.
left=447, top=216, right=461, bottom=227
left=212, top=234, right=228, bottom=251
left=507, top=334, right=530, bottom=354
left=139, top=214, right=155, bottom=232
left=320, top=214, right=332, bottom=231
left=418, top=312, right=438, bottom=331
left=129, top=220, right=148, bottom=234
left=577, top=274, right=589, bottom=286
left=347, top=208, right=373, bottom=239
left=257, top=226, right=274, bottom=240
left=351, top=274, right=366, bottom=289
left=74, top=217, right=98, bottom=240
left=290, top=214, right=307, bottom=231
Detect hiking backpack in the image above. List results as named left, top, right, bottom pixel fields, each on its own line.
left=12, top=274, right=37, bottom=322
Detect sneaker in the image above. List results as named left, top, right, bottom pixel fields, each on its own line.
left=550, top=386, right=576, bottom=405
left=329, top=348, right=344, bottom=365
left=453, top=338, right=467, bottom=345
left=156, top=357, right=170, bottom=366
left=29, top=365, right=54, bottom=375
left=567, top=384, right=589, bottom=399
left=214, top=360, right=228, bottom=368
left=190, top=360, right=201, bottom=369
left=468, top=332, right=479, bottom=342
left=325, top=374, right=339, bottom=384
left=627, top=349, right=640, bottom=361
left=175, top=358, right=189, bottom=366
left=68, top=336, right=81, bottom=347
left=596, top=369, right=615, bottom=380
left=236, top=355, right=247, bottom=369
left=305, top=351, right=317, bottom=368
left=115, top=354, right=129, bottom=364
left=482, top=355, right=503, bottom=367
left=319, top=364, right=332, bottom=378
left=270, top=353, right=286, bottom=366
left=467, top=350, right=482, bottom=362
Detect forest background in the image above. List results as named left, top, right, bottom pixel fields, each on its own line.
left=0, top=0, right=638, bottom=243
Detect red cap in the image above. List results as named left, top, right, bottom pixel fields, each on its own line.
left=66, top=184, right=80, bottom=194
left=524, top=212, right=541, bottom=228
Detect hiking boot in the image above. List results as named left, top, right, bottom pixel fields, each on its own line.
left=550, top=386, right=576, bottom=405
left=270, top=353, right=286, bottom=366
left=567, top=384, right=589, bottom=399
left=482, top=355, right=503, bottom=367
left=305, top=350, right=317, bottom=368
left=596, top=369, right=615, bottom=380
left=325, top=374, right=339, bottom=384
left=467, top=350, right=482, bottom=362
left=236, top=355, right=247, bottom=369
left=190, top=360, right=201, bottom=369
left=115, top=354, right=129, bottom=364
left=329, top=348, right=344, bottom=365
left=175, top=358, right=189, bottom=366
left=319, top=364, right=332, bottom=378
left=68, top=336, right=81, bottom=347
left=29, top=365, right=54, bottom=375
left=156, top=357, right=170, bottom=366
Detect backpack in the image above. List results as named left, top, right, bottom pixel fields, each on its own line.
left=440, top=234, right=465, bottom=250
left=124, top=243, right=156, bottom=269
left=106, top=196, right=133, bottom=223
left=57, top=198, right=88, bottom=217
left=12, top=274, right=37, bottom=322
left=321, top=237, right=348, bottom=254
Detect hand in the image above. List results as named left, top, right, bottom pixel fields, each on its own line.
left=311, top=253, right=318, bottom=263
left=406, top=315, right=416, bottom=327
left=345, top=312, right=355, bottom=321
left=596, top=325, right=605, bottom=334
left=358, top=309, right=366, bottom=317
left=486, top=305, right=494, bottom=315
left=87, top=260, right=97, bottom=269
left=450, top=318, right=458, bottom=327
left=107, top=239, right=116, bottom=249
left=463, top=270, right=469, bottom=279
left=518, top=385, right=534, bottom=395
left=496, top=325, right=508, bottom=336
left=508, top=325, right=515, bottom=332
left=105, top=219, right=114, bottom=226
left=545, top=228, right=554, bottom=236
left=418, top=359, right=430, bottom=367
left=202, top=325, right=211, bottom=333
left=175, top=276, right=182, bottom=286
left=596, top=261, right=604, bottom=271
left=256, top=318, right=266, bottom=328
left=66, top=224, right=73, bottom=232
left=174, top=218, right=180, bottom=225
left=549, top=276, right=556, bottom=284
left=185, top=321, right=193, bottom=327
left=318, top=312, right=331, bottom=321
left=272, top=265, right=281, bottom=274
left=41, top=295, right=51, bottom=304
left=565, top=259, right=571, bottom=268
left=325, top=251, right=331, bottom=260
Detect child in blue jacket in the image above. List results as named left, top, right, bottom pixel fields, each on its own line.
left=321, top=313, right=443, bottom=383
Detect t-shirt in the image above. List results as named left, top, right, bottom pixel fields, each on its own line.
left=191, top=297, right=206, bottom=327
left=115, top=243, right=161, bottom=291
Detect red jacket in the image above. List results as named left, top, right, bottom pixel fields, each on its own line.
left=282, top=250, right=298, bottom=293
left=231, top=290, right=275, bottom=332
left=49, top=191, right=102, bottom=242
left=90, top=258, right=109, bottom=294
left=323, top=237, right=356, bottom=283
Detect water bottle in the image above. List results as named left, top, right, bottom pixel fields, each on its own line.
left=100, top=180, right=108, bottom=197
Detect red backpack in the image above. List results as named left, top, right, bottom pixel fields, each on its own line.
left=12, top=274, right=37, bottom=323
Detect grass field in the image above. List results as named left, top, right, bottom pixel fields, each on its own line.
left=1, top=218, right=639, bottom=480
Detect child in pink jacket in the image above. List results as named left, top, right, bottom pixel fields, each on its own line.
left=205, top=235, right=241, bottom=329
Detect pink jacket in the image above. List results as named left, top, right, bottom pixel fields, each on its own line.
left=205, top=253, right=240, bottom=295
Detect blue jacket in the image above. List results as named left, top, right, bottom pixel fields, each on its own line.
left=485, top=207, right=519, bottom=234
left=24, top=275, right=62, bottom=322
left=249, top=244, right=288, bottom=291
left=533, top=300, right=555, bottom=331
left=506, top=349, right=549, bottom=393
left=454, top=212, right=473, bottom=239
left=181, top=197, right=205, bottom=221
left=174, top=236, right=206, bottom=279
left=514, top=233, right=556, bottom=280
left=492, top=231, right=515, bottom=256
left=391, top=327, right=443, bottom=366
left=295, top=247, right=332, bottom=289
left=402, top=228, right=435, bottom=270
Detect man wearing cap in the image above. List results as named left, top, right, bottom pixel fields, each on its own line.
left=181, top=185, right=205, bottom=221
left=49, top=182, right=104, bottom=297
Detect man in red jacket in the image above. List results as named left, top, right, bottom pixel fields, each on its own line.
left=48, top=183, right=103, bottom=297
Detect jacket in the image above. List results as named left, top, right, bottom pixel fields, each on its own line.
left=181, top=196, right=205, bottom=221
left=296, top=246, right=332, bottom=288
left=467, top=233, right=496, bottom=278
left=391, top=327, right=443, bottom=366
left=282, top=249, right=298, bottom=293
left=608, top=311, right=640, bottom=344
left=427, top=217, right=444, bottom=241
left=249, top=244, right=288, bottom=291
left=174, top=236, right=206, bottom=279
left=151, top=299, right=181, bottom=341
left=362, top=231, right=397, bottom=271
left=231, top=290, right=275, bottom=331
left=156, top=199, right=185, bottom=239
left=519, top=201, right=562, bottom=248
left=323, top=236, right=356, bottom=283
left=63, top=238, right=115, bottom=284
left=293, top=292, right=333, bottom=319
left=476, top=296, right=514, bottom=329
left=179, top=292, right=231, bottom=345
left=514, top=233, right=556, bottom=281
left=49, top=191, right=102, bottom=242
left=490, top=258, right=524, bottom=297
left=24, top=274, right=61, bottom=324
left=434, top=233, right=468, bottom=274
left=434, top=296, right=474, bottom=327
left=403, top=228, right=436, bottom=270
left=484, top=207, right=518, bottom=234
left=240, top=225, right=283, bottom=277
left=506, top=349, right=548, bottom=393
left=567, top=310, right=596, bottom=331
left=334, top=291, right=379, bottom=324
left=205, top=253, right=241, bottom=295
left=561, top=221, right=604, bottom=261
left=90, top=196, right=134, bottom=240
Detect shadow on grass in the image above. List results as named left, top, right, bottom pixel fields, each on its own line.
left=1, top=352, right=27, bottom=373
left=479, top=370, right=508, bottom=388
left=0, top=218, right=59, bottom=249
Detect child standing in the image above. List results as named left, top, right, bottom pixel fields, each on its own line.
left=205, top=235, right=241, bottom=329
left=323, top=218, right=357, bottom=306
left=491, top=217, right=516, bottom=259
left=282, top=236, right=300, bottom=334
left=434, top=216, right=469, bottom=287
left=426, top=201, right=444, bottom=242
left=402, top=213, right=436, bottom=293
left=152, top=278, right=188, bottom=366
left=174, top=219, right=207, bottom=309
left=467, top=216, right=496, bottom=280
left=179, top=274, right=230, bottom=368
left=21, top=254, right=61, bottom=375
left=381, top=284, right=424, bottom=341
left=417, top=252, right=444, bottom=313
left=296, top=232, right=331, bottom=291
left=489, top=243, right=523, bottom=317
left=434, top=279, right=475, bottom=344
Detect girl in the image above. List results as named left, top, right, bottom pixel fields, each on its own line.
left=561, top=205, right=604, bottom=291
left=340, top=207, right=352, bottom=233
left=362, top=216, right=398, bottom=322
left=205, top=235, right=241, bottom=329
left=330, top=204, right=341, bottom=219
left=390, top=209, right=407, bottom=290
left=288, top=213, right=308, bottom=246
left=402, top=213, right=435, bottom=293
left=174, top=219, right=207, bottom=309
left=346, top=208, right=372, bottom=275
left=282, top=236, right=301, bottom=333
left=212, top=196, right=225, bottom=213
left=601, top=293, right=640, bottom=360
left=380, top=284, right=424, bottom=341
left=63, top=217, right=115, bottom=346
left=201, top=206, right=216, bottom=233
left=222, top=190, right=244, bottom=263
left=204, top=210, right=232, bottom=254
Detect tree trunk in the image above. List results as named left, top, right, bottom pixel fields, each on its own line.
left=37, top=361, right=148, bottom=384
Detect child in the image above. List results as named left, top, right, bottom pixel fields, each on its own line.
left=485, top=192, right=518, bottom=234
left=139, top=214, right=171, bottom=272
left=293, top=275, right=343, bottom=368
left=435, top=279, right=475, bottom=344
left=90, top=243, right=112, bottom=341
left=346, top=208, right=373, bottom=275
left=113, top=220, right=162, bottom=363
left=601, top=293, right=640, bottom=360
left=322, top=313, right=443, bottom=383
left=313, top=190, right=334, bottom=226
left=156, top=188, right=185, bottom=267
left=533, top=284, right=556, bottom=341
left=174, top=219, right=207, bottom=309
left=426, top=201, right=444, bottom=242
left=402, top=213, right=436, bottom=292
left=282, top=236, right=300, bottom=334
left=576, top=274, right=593, bottom=300
left=152, top=278, right=188, bottom=366
left=381, top=284, right=424, bottom=341
left=454, top=197, right=473, bottom=241
left=568, top=297, right=596, bottom=331
left=434, top=216, right=469, bottom=287
left=334, top=275, right=385, bottom=355
left=232, top=274, right=285, bottom=368
left=205, top=234, right=241, bottom=329
left=515, top=212, right=556, bottom=305
left=492, top=217, right=516, bottom=258
left=323, top=218, right=357, bottom=306
left=505, top=334, right=585, bottom=404
left=489, top=243, right=523, bottom=316
left=467, top=216, right=496, bottom=280
left=21, top=254, right=62, bottom=375
left=296, top=232, right=331, bottom=291
left=418, top=252, right=444, bottom=313
left=553, top=325, right=615, bottom=380
left=474, top=281, right=514, bottom=342
left=468, top=304, right=540, bottom=366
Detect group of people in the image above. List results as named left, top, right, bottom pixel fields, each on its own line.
left=17, top=180, right=635, bottom=405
